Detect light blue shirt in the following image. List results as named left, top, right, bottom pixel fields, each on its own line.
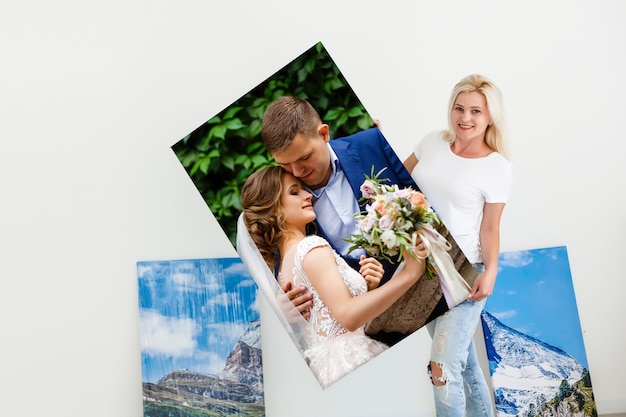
left=308, top=145, right=365, bottom=259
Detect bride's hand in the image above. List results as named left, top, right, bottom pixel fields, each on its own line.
left=359, top=255, right=384, bottom=290
left=402, top=236, right=428, bottom=275
left=412, top=235, right=429, bottom=260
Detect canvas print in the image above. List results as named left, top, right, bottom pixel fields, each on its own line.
left=481, top=246, right=597, bottom=417
left=171, top=41, right=478, bottom=388
left=138, top=258, right=264, bottom=417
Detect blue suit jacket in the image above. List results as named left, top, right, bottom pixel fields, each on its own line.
left=328, top=128, right=450, bottom=343
left=329, top=127, right=418, bottom=208
left=318, top=127, right=418, bottom=284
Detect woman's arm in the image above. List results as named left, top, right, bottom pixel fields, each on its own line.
left=302, top=242, right=427, bottom=332
left=468, top=202, right=505, bottom=301
left=403, top=153, right=418, bottom=174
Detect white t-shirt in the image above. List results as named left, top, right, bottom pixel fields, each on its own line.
left=411, top=130, right=512, bottom=263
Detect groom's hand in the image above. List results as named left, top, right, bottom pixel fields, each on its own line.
left=281, top=281, right=313, bottom=320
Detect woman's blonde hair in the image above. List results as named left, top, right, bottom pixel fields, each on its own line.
left=240, top=166, right=286, bottom=270
left=443, top=74, right=510, bottom=160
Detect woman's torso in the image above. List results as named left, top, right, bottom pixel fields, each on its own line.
left=411, top=131, right=512, bottom=263
left=280, top=235, right=368, bottom=340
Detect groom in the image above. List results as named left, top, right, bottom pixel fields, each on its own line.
left=260, top=96, right=448, bottom=343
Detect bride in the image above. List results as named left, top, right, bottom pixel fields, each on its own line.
left=240, top=166, right=428, bottom=387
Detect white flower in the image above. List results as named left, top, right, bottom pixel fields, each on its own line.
left=394, top=188, right=411, bottom=199
left=380, top=229, right=397, bottom=249
left=367, top=201, right=380, bottom=214
left=361, top=215, right=376, bottom=232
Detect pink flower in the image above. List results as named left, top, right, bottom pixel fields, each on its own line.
left=360, top=180, right=377, bottom=199
left=361, top=215, right=376, bottom=232
left=378, top=215, right=392, bottom=230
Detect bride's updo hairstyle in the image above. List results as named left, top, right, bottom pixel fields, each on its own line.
left=241, top=166, right=286, bottom=270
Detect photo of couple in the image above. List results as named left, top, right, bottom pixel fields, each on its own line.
left=172, top=41, right=510, bottom=404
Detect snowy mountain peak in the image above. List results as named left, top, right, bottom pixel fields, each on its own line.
left=481, top=311, right=590, bottom=417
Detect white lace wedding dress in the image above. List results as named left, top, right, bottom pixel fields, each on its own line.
left=280, top=235, right=388, bottom=388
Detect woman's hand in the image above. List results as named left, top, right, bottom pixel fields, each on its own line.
left=467, top=269, right=496, bottom=302
left=402, top=235, right=428, bottom=276
left=413, top=235, right=429, bottom=260
left=359, top=255, right=384, bottom=290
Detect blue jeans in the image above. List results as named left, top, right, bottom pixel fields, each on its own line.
left=426, top=264, right=494, bottom=417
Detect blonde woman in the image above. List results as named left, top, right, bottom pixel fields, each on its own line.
left=404, top=74, right=512, bottom=416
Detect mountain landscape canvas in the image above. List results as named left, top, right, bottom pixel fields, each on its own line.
left=137, top=258, right=264, bottom=417
left=482, top=246, right=596, bottom=417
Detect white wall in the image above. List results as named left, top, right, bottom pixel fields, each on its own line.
left=1, top=1, right=624, bottom=416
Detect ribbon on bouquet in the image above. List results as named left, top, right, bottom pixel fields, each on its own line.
left=416, top=225, right=471, bottom=308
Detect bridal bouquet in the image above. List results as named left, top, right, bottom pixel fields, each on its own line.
left=346, top=167, right=472, bottom=306
left=345, top=167, right=440, bottom=276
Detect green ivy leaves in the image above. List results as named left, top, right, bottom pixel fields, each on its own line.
left=172, top=42, right=375, bottom=246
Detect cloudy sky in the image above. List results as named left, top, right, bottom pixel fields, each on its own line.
left=137, top=257, right=259, bottom=383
